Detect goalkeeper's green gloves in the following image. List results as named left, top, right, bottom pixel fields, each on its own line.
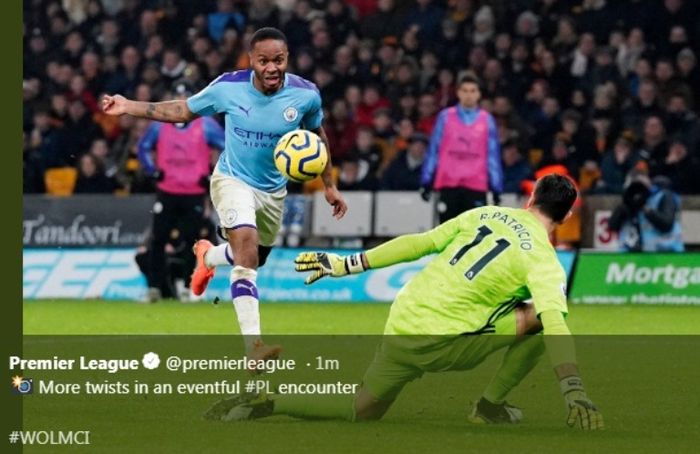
left=560, top=376, right=605, bottom=430
left=294, top=252, right=367, bottom=285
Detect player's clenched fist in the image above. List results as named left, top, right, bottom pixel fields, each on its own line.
left=101, top=94, right=128, bottom=116
left=294, top=252, right=366, bottom=285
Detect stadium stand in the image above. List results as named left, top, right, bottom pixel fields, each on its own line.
left=23, top=0, right=700, bottom=244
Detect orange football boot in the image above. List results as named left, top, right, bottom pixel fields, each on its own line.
left=191, top=239, right=215, bottom=296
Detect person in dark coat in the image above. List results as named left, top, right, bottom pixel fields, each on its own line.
left=381, top=133, right=428, bottom=190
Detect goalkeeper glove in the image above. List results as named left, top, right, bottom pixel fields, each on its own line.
left=294, top=252, right=367, bottom=285
left=560, top=376, right=604, bottom=430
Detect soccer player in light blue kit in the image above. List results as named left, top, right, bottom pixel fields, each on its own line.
left=102, top=28, right=347, bottom=363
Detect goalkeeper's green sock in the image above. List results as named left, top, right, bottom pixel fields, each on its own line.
left=273, top=394, right=355, bottom=421
left=482, top=335, right=545, bottom=404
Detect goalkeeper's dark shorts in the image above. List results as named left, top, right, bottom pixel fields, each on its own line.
left=362, top=310, right=517, bottom=402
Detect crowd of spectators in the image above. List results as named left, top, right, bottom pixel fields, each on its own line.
left=23, top=0, right=700, bottom=197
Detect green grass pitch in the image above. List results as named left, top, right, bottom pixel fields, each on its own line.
left=23, top=300, right=700, bottom=335
left=21, top=300, right=700, bottom=453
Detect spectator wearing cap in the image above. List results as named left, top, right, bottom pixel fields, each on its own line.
left=501, top=140, right=533, bottom=194
left=381, top=133, right=428, bottom=191
left=596, top=136, right=639, bottom=194
left=421, top=75, right=503, bottom=222
left=135, top=81, right=225, bottom=301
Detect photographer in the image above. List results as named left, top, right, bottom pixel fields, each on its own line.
left=608, top=171, right=684, bottom=252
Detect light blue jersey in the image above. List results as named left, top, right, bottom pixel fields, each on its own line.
left=186, top=70, right=323, bottom=192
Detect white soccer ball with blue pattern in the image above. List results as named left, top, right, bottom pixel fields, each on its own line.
left=274, top=130, right=328, bottom=182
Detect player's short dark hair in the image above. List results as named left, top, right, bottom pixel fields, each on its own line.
left=532, top=174, right=578, bottom=223
left=459, top=74, right=481, bottom=89
left=250, top=27, right=288, bottom=48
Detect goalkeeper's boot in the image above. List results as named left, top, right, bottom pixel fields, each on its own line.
left=247, top=340, right=283, bottom=375
left=468, top=398, right=523, bottom=424
left=203, top=393, right=273, bottom=421
left=191, top=239, right=215, bottom=296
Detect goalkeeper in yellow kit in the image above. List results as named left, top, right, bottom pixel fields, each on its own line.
left=205, top=174, right=604, bottom=430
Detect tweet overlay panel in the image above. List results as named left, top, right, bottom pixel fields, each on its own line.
left=10, top=336, right=700, bottom=453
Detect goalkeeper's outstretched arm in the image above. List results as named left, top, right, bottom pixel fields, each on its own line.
left=541, top=310, right=605, bottom=430
left=294, top=230, right=441, bottom=284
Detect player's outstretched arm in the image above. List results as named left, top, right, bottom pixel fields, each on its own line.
left=541, top=310, right=605, bottom=430
left=294, top=230, right=440, bottom=284
left=102, top=94, right=196, bottom=123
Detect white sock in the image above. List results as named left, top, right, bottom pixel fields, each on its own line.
left=230, top=266, right=260, bottom=351
left=205, top=243, right=234, bottom=268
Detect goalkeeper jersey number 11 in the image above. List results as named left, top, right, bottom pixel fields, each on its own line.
left=385, top=206, right=568, bottom=335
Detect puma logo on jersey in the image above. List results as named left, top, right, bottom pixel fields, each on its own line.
left=238, top=105, right=252, bottom=117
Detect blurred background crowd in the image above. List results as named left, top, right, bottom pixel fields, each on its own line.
left=23, top=0, right=700, bottom=197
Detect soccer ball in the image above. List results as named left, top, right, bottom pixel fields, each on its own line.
left=274, top=130, right=328, bottom=182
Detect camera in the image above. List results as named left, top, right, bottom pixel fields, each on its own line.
left=12, top=377, right=33, bottom=395
left=622, top=181, right=650, bottom=212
